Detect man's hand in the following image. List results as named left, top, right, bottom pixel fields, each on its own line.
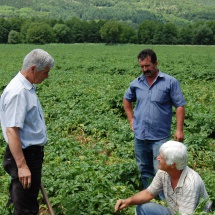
left=114, top=190, right=154, bottom=213
left=114, top=199, right=129, bottom=213
left=174, top=130, right=184, bottom=142
left=129, top=119, right=134, bottom=132
left=6, top=127, right=32, bottom=189
left=175, top=106, right=185, bottom=142
left=123, top=99, right=134, bottom=132
left=18, top=165, right=31, bottom=189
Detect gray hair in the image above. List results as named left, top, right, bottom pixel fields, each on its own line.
left=159, top=141, right=187, bottom=170
left=22, top=49, right=54, bottom=72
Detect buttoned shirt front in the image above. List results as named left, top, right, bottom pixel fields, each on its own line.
left=0, top=72, right=47, bottom=148
left=124, top=71, right=186, bottom=140
left=147, top=167, right=208, bottom=215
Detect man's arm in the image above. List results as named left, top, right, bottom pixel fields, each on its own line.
left=174, top=106, right=185, bottom=142
left=123, top=98, right=134, bottom=131
left=6, top=127, right=31, bottom=189
left=114, top=189, right=154, bottom=212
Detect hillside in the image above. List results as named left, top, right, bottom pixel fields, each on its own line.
left=0, top=0, right=215, bottom=26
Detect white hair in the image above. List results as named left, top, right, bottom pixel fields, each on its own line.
left=22, top=49, right=54, bottom=72
left=159, top=141, right=187, bottom=170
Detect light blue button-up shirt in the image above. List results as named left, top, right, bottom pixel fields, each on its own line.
left=0, top=72, right=47, bottom=148
left=124, top=71, right=186, bottom=140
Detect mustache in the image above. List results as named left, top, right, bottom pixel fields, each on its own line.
left=143, top=70, right=151, bottom=75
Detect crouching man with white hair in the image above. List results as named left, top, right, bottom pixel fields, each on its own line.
left=115, top=141, right=212, bottom=215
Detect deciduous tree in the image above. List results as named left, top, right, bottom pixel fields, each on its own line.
left=193, top=24, right=213, bottom=45
left=26, top=23, right=54, bottom=44
left=8, top=30, right=20, bottom=44
left=161, top=23, right=178, bottom=44
left=100, top=20, right=121, bottom=44
left=138, top=21, right=162, bottom=44
left=0, top=18, right=10, bottom=43
left=53, top=23, right=71, bottom=43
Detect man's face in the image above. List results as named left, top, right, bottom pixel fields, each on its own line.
left=33, top=66, right=50, bottom=84
left=157, top=153, right=170, bottom=172
left=138, top=56, right=158, bottom=78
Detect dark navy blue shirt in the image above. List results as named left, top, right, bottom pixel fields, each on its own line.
left=124, top=71, right=186, bottom=140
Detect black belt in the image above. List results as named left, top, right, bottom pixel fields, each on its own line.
left=23, top=145, right=44, bottom=152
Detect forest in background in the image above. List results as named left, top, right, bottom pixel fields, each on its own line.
left=0, top=16, right=215, bottom=45
left=0, top=0, right=215, bottom=45
left=0, top=0, right=215, bottom=28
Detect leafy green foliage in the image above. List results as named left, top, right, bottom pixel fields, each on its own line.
left=0, top=18, right=10, bottom=43
left=100, top=20, right=137, bottom=44
left=8, top=30, right=19, bottom=44
left=26, top=23, right=55, bottom=44
left=0, top=0, right=215, bottom=26
left=0, top=44, right=214, bottom=214
left=1, top=6, right=215, bottom=45
left=53, top=24, right=71, bottom=43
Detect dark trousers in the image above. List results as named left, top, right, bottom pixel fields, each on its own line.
left=3, top=145, right=44, bottom=215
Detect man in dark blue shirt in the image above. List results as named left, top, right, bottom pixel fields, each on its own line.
left=123, top=49, right=186, bottom=192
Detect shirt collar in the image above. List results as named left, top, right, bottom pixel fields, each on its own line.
left=138, top=70, right=164, bottom=81
left=18, top=72, right=36, bottom=91
left=177, top=166, right=189, bottom=188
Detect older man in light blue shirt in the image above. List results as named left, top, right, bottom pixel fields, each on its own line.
left=0, top=49, right=54, bottom=215
left=0, top=72, right=47, bottom=148
left=123, top=49, right=186, bottom=195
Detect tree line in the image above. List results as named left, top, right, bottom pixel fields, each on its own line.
left=0, top=17, right=215, bottom=45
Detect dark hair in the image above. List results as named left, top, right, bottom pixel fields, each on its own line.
left=137, top=49, right=157, bottom=64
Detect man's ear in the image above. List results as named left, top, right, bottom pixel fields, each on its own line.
left=171, top=163, right=176, bottom=169
left=155, top=60, right=158, bottom=67
left=30, top=65, right=36, bottom=73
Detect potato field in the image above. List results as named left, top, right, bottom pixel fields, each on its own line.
left=0, top=44, right=214, bottom=215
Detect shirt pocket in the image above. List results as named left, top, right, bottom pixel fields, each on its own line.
left=151, top=88, right=170, bottom=104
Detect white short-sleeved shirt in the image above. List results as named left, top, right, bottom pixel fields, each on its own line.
left=0, top=72, right=47, bottom=148
left=147, top=166, right=208, bottom=215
